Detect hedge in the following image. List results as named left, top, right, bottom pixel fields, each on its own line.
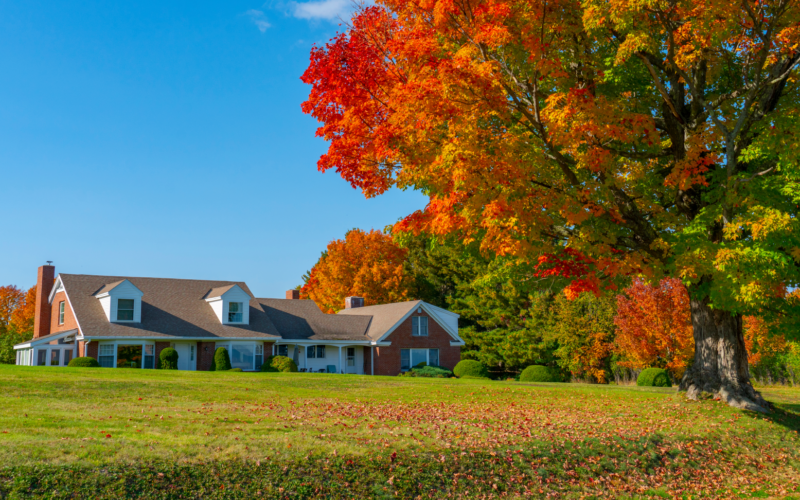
left=519, top=365, right=561, bottom=382
left=270, top=355, right=298, bottom=373
left=210, top=347, right=232, bottom=371
left=403, top=365, right=453, bottom=378
left=453, top=360, right=489, bottom=379
left=637, top=368, right=671, bottom=387
left=67, top=356, right=99, bottom=368
left=159, top=348, right=179, bottom=370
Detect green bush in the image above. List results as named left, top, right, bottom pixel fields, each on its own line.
left=414, top=361, right=427, bottom=368
left=67, top=356, right=99, bottom=368
left=159, top=348, right=179, bottom=370
left=453, top=360, right=489, bottom=379
left=229, top=368, right=243, bottom=372
left=637, top=368, right=671, bottom=387
left=404, top=365, right=453, bottom=378
left=270, top=355, right=298, bottom=373
left=520, top=365, right=561, bottom=382
left=211, top=347, right=232, bottom=372
left=460, top=375, right=491, bottom=380
left=259, top=355, right=279, bottom=372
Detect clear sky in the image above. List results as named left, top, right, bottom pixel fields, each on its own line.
left=0, top=0, right=426, bottom=297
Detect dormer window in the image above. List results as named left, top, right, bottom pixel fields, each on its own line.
left=228, top=302, right=243, bottom=323
left=117, top=299, right=135, bottom=321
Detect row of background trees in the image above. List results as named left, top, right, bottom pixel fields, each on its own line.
left=301, top=228, right=800, bottom=384
left=0, top=285, right=36, bottom=364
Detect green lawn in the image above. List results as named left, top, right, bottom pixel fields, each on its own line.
left=0, top=365, right=798, bottom=499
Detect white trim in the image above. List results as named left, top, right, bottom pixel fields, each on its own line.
left=14, top=329, right=79, bottom=349
left=48, top=276, right=65, bottom=303
left=372, top=302, right=462, bottom=344
left=62, top=283, right=85, bottom=338
left=449, top=341, right=466, bottom=346
left=274, top=339, right=372, bottom=345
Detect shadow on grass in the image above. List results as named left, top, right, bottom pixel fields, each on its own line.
left=757, top=388, right=800, bottom=432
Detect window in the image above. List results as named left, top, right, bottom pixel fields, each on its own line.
left=64, top=350, right=73, bottom=365
left=117, top=345, right=142, bottom=368
left=190, top=345, right=195, bottom=362
left=37, top=350, right=47, bottom=366
left=117, top=299, right=134, bottom=321
left=50, top=350, right=60, bottom=366
left=231, top=344, right=254, bottom=370
left=307, top=345, right=326, bottom=359
left=347, top=347, right=355, bottom=367
left=277, top=345, right=288, bottom=357
left=400, top=348, right=437, bottom=371
left=99, top=344, right=115, bottom=368
left=428, top=349, right=439, bottom=367
left=412, top=316, right=428, bottom=336
left=58, top=301, right=65, bottom=325
left=255, top=344, right=263, bottom=369
left=228, top=302, right=243, bottom=322
left=144, top=345, right=154, bottom=369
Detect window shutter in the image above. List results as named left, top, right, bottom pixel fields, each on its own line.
left=412, top=316, right=419, bottom=335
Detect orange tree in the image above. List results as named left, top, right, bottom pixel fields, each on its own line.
left=302, top=0, right=800, bottom=411
left=300, top=228, right=414, bottom=313
left=614, top=278, right=695, bottom=378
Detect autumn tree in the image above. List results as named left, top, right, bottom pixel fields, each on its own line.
left=614, top=278, right=695, bottom=378
left=0, top=285, right=35, bottom=364
left=300, top=228, right=414, bottom=313
left=302, top=0, right=800, bottom=411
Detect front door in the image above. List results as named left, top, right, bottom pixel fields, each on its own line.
left=174, top=343, right=196, bottom=371
left=346, top=347, right=357, bottom=374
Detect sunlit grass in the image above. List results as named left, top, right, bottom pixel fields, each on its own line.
left=1, top=365, right=799, bottom=498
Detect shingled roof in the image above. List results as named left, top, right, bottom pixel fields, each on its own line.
left=60, top=274, right=280, bottom=340
left=257, top=299, right=372, bottom=341
left=336, top=300, right=424, bottom=341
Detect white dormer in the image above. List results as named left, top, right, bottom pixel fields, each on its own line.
left=205, top=284, right=251, bottom=325
left=95, top=279, right=144, bottom=323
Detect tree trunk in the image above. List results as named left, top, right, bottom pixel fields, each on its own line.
left=679, top=295, right=770, bottom=413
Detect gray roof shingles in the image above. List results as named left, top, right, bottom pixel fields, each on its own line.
left=337, top=300, right=422, bottom=341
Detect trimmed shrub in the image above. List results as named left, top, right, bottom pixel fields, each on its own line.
left=520, top=365, right=561, bottom=383
left=460, top=375, right=491, bottom=380
left=229, top=368, right=243, bottom=372
left=637, top=367, right=671, bottom=387
left=259, top=355, right=279, bottom=372
left=404, top=365, right=453, bottom=378
left=414, top=361, right=427, bottom=368
left=67, top=356, right=99, bottom=368
left=159, top=348, right=179, bottom=370
left=270, top=355, right=298, bottom=373
left=212, top=347, right=232, bottom=372
left=453, top=360, right=489, bottom=379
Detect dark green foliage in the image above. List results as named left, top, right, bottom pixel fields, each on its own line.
left=228, top=368, right=243, bottom=372
left=414, top=361, right=427, bottom=368
left=67, top=356, right=100, bottom=368
left=637, top=368, right=671, bottom=387
left=213, top=347, right=231, bottom=372
left=270, top=355, right=298, bottom=373
left=403, top=365, right=453, bottom=378
left=520, top=365, right=561, bottom=382
left=453, top=360, right=489, bottom=378
left=159, top=348, right=179, bottom=370
left=259, top=355, right=279, bottom=372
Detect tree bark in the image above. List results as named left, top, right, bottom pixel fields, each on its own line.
left=679, top=295, right=770, bottom=413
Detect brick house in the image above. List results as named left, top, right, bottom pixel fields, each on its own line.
left=14, top=265, right=463, bottom=374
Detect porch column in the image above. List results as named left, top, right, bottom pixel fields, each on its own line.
left=338, top=346, right=343, bottom=374
left=371, top=346, right=374, bottom=376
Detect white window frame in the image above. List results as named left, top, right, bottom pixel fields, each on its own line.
left=97, top=341, right=157, bottom=369
left=400, top=348, right=439, bottom=371
left=58, top=301, right=65, bottom=325
left=116, top=299, right=135, bottom=322
left=411, top=316, right=428, bottom=336
left=227, top=302, right=243, bottom=323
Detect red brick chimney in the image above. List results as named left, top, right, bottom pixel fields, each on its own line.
left=286, top=290, right=300, bottom=300
left=33, top=264, right=55, bottom=339
left=345, top=296, right=364, bottom=309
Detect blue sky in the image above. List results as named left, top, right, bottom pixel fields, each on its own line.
left=0, top=0, right=426, bottom=297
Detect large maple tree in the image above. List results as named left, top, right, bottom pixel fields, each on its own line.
left=302, top=0, right=800, bottom=411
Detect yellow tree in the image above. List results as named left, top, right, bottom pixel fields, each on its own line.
left=301, top=229, right=414, bottom=313
left=302, top=0, right=800, bottom=411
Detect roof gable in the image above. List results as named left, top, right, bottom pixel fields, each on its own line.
left=337, top=300, right=462, bottom=343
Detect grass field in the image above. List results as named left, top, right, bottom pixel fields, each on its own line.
left=0, top=365, right=799, bottom=499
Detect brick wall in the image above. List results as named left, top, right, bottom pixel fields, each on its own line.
left=154, top=341, right=171, bottom=369
left=373, top=310, right=461, bottom=376
left=87, top=341, right=98, bottom=360
left=197, top=341, right=216, bottom=371
left=363, top=345, right=372, bottom=375
left=50, top=291, right=79, bottom=334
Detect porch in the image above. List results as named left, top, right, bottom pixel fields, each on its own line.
left=272, top=342, right=369, bottom=375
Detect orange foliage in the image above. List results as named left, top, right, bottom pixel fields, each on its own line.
left=300, top=229, right=414, bottom=313
left=743, top=316, right=788, bottom=367
left=614, top=278, right=694, bottom=378
left=10, top=286, right=36, bottom=333
left=0, top=285, right=25, bottom=329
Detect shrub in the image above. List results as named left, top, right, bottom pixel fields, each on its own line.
left=67, top=356, right=99, bottom=367
left=404, top=365, right=452, bottom=378
left=414, top=361, right=427, bottom=368
left=637, top=367, right=671, bottom=387
left=520, top=365, right=561, bottom=383
left=159, top=348, right=179, bottom=370
left=229, top=368, right=243, bottom=372
left=270, top=355, right=298, bottom=373
left=453, top=360, right=489, bottom=379
left=460, top=375, right=491, bottom=380
left=212, top=347, right=232, bottom=372
left=259, top=356, right=279, bottom=372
